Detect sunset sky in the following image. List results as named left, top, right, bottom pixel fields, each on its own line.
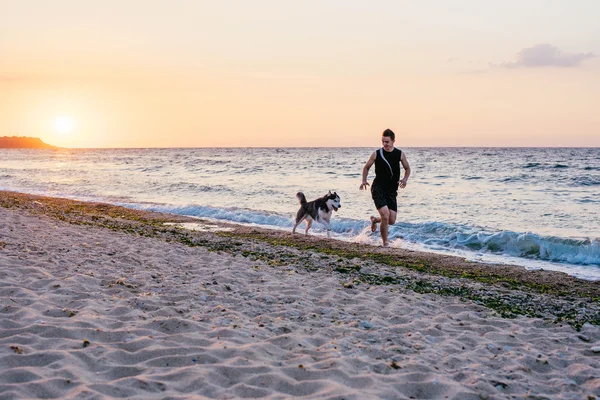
left=1, top=1, right=599, bottom=148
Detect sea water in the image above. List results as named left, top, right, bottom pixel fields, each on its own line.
left=1, top=147, right=598, bottom=280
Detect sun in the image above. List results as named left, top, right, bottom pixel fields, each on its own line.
left=55, top=116, right=75, bottom=134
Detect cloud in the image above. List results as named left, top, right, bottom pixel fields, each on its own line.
left=459, top=69, right=488, bottom=76
left=501, top=44, right=595, bottom=68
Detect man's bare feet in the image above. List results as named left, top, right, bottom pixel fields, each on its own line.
left=370, top=216, right=377, bottom=232
left=382, top=241, right=390, bottom=247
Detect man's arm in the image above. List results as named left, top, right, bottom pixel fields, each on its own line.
left=399, top=152, right=411, bottom=189
left=360, top=152, right=377, bottom=190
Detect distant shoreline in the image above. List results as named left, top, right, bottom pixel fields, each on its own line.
left=0, top=136, right=57, bottom=149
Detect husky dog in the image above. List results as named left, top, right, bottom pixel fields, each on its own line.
left=292, top=191, right=341, bottom=238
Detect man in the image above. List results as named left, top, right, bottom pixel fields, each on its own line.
left=359, top=129, right=411, bottom=246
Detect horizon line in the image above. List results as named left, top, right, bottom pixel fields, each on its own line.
left=38, top=145, right=600, bottom=150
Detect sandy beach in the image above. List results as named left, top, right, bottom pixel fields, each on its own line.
left=1, top=191, right=599, bottom=399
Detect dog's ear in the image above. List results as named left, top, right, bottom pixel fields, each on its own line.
left=328, top=190, right=332, bottom=195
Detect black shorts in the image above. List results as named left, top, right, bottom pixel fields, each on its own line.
left=371, top=185, right=398, bottom=212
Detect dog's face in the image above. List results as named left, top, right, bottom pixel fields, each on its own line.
left=326, top=191, right=341, bottom=212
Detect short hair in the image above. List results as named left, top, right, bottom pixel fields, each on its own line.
left=382, top=129, right=395, bottom=141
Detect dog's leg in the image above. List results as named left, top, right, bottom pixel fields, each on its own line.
left=304, top=219, right=312, bottom=235
left=315, top=214, right=332, bottom=238
left=293, top=217, right=305, bottom=234
left=293, top=217, right=303, bottom=234
left=319, top=219, right=331, bottom=238
left=293, top=211, right=307, bottom=235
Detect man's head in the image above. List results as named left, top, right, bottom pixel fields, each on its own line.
left=382, top=128, right=395, bottom=151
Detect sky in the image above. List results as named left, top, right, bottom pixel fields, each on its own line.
left=1, top=0, right=599, bottom=148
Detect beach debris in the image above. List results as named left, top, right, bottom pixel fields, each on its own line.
left=10, top=346, right=23, bottom=354
left=591, top=346, right=600, bottom=353
left=63, top=308, right=77, bottom=317
left=110, top=280, right=136, bottom=289
left=361, top=320, right=373, bottom=329
left=390, top=361, right=400, bottom=369
left=82, top=340, right=90, bottom=348
left=491, top=380, right=508, bottom=389
left=577, top=334, right=591, bottom=342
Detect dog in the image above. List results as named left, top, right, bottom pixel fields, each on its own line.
left=292, top=191, right=341, bottom=238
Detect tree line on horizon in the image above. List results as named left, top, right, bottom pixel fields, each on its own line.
left=0, top=136, right=57, bottom=149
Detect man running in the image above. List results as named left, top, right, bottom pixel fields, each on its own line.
left=359, top=129, right=411, bottom=246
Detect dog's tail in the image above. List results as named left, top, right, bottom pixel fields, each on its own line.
left=296, top=192, right=307, bottom=205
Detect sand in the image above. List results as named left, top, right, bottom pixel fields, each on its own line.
left=1, top=192, right=599, bottom=399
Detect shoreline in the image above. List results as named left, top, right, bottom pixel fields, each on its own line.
left=1, top=190, right=599, bottom=327
left=1, top=190, right=600, bottom=398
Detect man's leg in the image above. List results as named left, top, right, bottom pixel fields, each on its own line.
left=370, top=186, right=384, bottom=232
left=387, top=191, right=398, bottom=236
left=372, top=210, right=396, bottom=239
left=388, top=210, right=397, bottom=226
left=377, top=206, right=390, bottom=246
left=370, top=216, right=380, bottom=232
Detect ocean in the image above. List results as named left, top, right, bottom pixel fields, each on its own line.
left=1, top=147, right=599, bottom=280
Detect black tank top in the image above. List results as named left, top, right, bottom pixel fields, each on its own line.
left=373, top=147, right=402, bottom=190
